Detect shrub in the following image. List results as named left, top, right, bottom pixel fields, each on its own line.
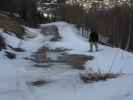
left=80, top=71, right=121, bottom=83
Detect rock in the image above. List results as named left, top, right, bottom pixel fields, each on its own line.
left=30, top=80, right=48, bottom=87
left=0, top=35, right=6, bottom=51
left=50, top=48, right=70, bottom=52
left=41, top=25, right=61, bottom=41
left=13, top=48, right=25, bottom=52
left=31, top=46, right=93, bottom=70
left=5, top=51, right=16, bottom=59
left=8, top=45, right=25, bottom=52
left=32, top=47, right=49, bottom=63
left=50, top=36, right=61, bottom=41
left=41, top=25, right=58, bottom=35
left=34, top=63, right=50, bottom=68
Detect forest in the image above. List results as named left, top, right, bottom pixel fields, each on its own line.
left=0, top=0, right=133, bottom=51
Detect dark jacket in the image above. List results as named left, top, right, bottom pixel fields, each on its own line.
left=89, top=31, right=99, bottom=42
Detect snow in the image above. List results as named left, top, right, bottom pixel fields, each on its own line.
left=0, top=21, right=133, bottom=100
left=42, top=22, right=133, bottom=73
left=41, top=22, right=89, bottom=50
left=32, top=75, right=133, bottom=100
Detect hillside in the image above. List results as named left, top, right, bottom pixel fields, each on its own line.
left=0, top=13, right=25, bottom=38
left=0, top=22, right=133, bottom=100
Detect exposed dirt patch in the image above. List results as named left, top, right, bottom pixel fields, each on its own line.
left=31, top=46, right=93, bottom=70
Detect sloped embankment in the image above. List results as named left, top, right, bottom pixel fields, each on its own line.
left=0, top=14, right=25, bottom=39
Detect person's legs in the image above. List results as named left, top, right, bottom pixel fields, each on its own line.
left=90, top=42, right=93, bottom=52
left=94, top=42, right=98, bottom=51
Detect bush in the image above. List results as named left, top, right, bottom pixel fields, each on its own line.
left=80, top=72, right=121, bottom=83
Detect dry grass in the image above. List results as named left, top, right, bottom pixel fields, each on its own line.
left=80, top=72, right=121, bottom=83
left=72, top=57, right=87, bottom=65
left=0, top=14, right=25, bottom=39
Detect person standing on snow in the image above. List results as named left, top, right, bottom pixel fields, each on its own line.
left=89, top=29, right=99, bottom=52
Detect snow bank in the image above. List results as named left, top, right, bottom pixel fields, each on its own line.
left=41, top=22, right=89, bottom=50
left=31, top=75, right=133, bottom=100
left=0, top=21, right=133, bottom=100
left=42, top=22, right=133, bottom=73
left=1, top=27, right=45, bottom=53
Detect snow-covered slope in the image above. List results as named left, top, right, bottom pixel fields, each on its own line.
left=42, top=22, right=133, bottom=73
left=41, top=22, right=89, bottom=50
left=0, top=22, right=133, bottom=100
